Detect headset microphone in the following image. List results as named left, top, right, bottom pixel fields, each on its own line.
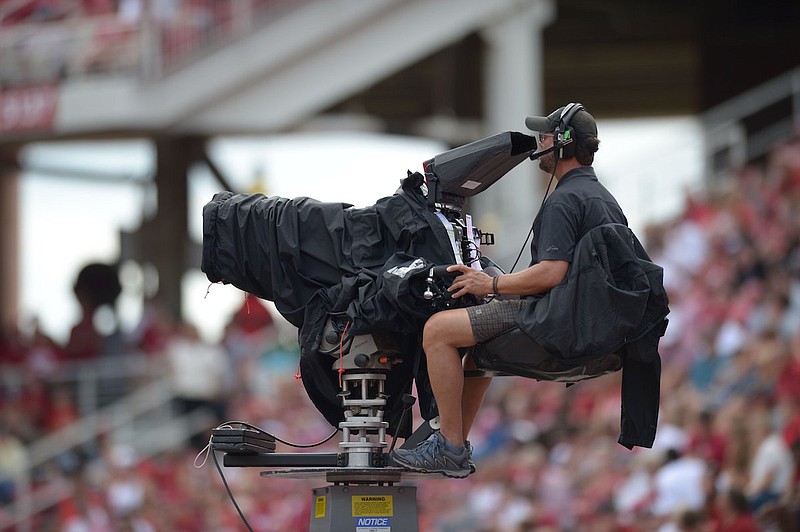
left=529, top=139, right=572, bottom=161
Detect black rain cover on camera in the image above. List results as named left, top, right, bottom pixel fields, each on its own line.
left=201, top=173, right=454, bottom=433
left=201, top=172, right=455, bottom=333
left=424, top=131, right=537, bottom=201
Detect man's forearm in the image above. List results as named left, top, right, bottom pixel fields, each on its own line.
left=493, top=260, right=568, bottom=296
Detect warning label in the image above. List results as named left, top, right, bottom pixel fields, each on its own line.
left=314, top=495, right=326, bottom=518
left=351, top=495, right=393, bottom=516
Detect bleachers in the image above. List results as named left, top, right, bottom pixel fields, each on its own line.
left=0, top=352, right=218, bottom=530
left=0, top=0, right=310, bottom=86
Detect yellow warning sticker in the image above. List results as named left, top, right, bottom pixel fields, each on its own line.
left=314, top=495, right=326, bottom=518
left=352, top=495, right=393, bottom=516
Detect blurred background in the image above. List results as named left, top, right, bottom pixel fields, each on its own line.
left=1, top=0, right=800, bottom=530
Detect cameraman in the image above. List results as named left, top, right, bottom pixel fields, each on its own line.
left=391, top=104, right=629, bottom=478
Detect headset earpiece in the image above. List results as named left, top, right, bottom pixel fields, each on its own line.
left=555, top=102, right=584, bottom=160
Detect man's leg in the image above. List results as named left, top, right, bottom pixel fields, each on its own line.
left=390, top=300, right=522, bottom=477
left=421, top=307, right=476, bottom=447
left=461, top=355, right=492, bottom=440
left=389, top=307, right=476, bottom=478
left=458, top=299, right=527, bottom=440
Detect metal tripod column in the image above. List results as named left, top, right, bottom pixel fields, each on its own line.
left=338, top=371, right=389, bottom=467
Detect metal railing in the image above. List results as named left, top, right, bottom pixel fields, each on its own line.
left=0, top=0, right=314, bottom=86
left=702, top=66, right=800, bottom=183
left=0, top=356, right=215, bottom=531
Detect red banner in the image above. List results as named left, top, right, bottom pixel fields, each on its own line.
left=0, top=84, right=58, bottom=135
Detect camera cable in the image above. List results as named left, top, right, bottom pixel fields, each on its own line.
left=509, top=157, right=558, bottom=273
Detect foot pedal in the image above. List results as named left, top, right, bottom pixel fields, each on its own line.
left=211, top=428, right=277, bottom=455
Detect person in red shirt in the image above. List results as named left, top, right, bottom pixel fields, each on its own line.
left=687, top=409, right=727, bottom=474
left=710, top=488, right=761, bottom=532
left=40, top=383, right=79, bottom=433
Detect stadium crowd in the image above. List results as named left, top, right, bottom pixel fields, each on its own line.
left=0, top=0, right=294, bottom=86
left=0, top=0, right=288, bottom=25
left=1, top=134, right=800, bottom=530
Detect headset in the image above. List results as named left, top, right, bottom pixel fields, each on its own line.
left=555, top=102, right=585, bottom=160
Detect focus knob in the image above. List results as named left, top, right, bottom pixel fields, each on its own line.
left=325, top=330, right=339, bottom=345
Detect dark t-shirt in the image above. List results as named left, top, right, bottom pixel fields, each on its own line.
left=530, top=166, right=627, bottom=265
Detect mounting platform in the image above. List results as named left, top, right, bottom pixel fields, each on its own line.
left=258, top=468, right=429, bottom=532
left=308, top=484, right=418, bottom=532
left=224, top=456, right=439, bottom=531
left=259, top=466, right=433, bottom=483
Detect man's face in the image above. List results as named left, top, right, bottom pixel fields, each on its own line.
left=538, top=133, right=556, bottom=173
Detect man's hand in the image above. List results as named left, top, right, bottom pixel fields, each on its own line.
left=446, top=264, right=493, bottom=298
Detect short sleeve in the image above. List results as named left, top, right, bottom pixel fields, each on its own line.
left=536, top=200, right=579, bottom=262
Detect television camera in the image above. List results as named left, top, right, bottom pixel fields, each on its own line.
left=203, top=130, right=628, bottom=532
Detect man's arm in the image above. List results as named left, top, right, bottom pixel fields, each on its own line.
left=446, top=260, right=569, bottom=298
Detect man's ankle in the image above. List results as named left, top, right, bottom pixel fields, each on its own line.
left=439, top=432, right=466, bottom=452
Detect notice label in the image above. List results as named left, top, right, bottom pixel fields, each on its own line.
left=355, top=516, right=391, bottom=532
left=351, top=495, right=393, bottom=517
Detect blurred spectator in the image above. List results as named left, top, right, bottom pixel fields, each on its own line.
left=746, top=409, right=794, bottom=512
left=658, top=509, right=708, bottom=532
left=165, top=322, right=231, bottom=449
left=81, top=0, right=115, bottom=17
left=0, top=421, right=28, bottom=506
left=223, top=294, right=277, bottom=392
left=710, top=487, right=760, bottom=532
left=775, top=335, right=800, bottom=405
left=104, top=445, right=152, bottom=521
left=26, top=320, right=61, bottom=377
left=0, top=373, right=46, bottom=443
left=0, top=325, right=26, bottom=365
left=651, top=447, right=708, bottom=518
left=781, top=396, right=800, bottom=460
left=129, top=297, right=174, bottom=356
left=57, top=473, right=112, bottom=532
left=64, top=262, right=122, bottom=362
left=687, top=409, right=727, bottom=474
left=40, top=383, right=79, bottom=433
left=716, top=411, right=753, bottom=499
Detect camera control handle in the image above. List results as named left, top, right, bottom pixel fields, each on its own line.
left=431, top=265, right=461, bottom=278
left=423, top=265, right=462, bottom=300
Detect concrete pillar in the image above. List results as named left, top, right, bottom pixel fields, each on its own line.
left=141, top=136, right=205, bottom=322
left=0, top=145, right=20, bottom=334
left=474, top=0, right=555, bottom=270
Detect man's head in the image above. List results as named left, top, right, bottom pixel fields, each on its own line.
left=525, top=103, right=600, bottom=166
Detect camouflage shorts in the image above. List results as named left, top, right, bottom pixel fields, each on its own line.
left=466, top=298, right=529, bottom=343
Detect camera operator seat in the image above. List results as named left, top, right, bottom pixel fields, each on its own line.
left=468, top=325, right=623, bottom=383
left=421, top=267, right=624, bottom=384
left=420, top=262, right=624, bottom=384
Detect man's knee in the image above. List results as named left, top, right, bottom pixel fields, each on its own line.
left=422, top=312, right=447, bottom=342
left=423, top=309, right=475, bottom=349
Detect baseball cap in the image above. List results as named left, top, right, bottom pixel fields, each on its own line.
left=525, top=105, right=598, bottom=139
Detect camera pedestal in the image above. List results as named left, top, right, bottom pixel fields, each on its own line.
left=218, top=328, right=439, bottom=530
